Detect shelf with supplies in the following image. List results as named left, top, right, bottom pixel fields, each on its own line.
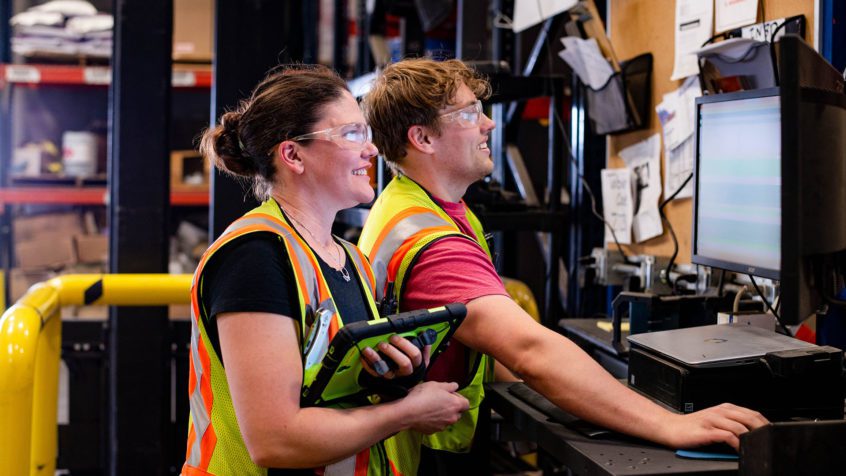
left=0, top=63, right=213, bottom=88
left=0, top=186, right=209, bottom=206
left=0, top=61, right=213, bottom=307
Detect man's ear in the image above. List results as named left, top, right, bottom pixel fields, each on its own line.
left=407, top=125, right=436, bottom=154
left=276, top=141, right=305, bottom=174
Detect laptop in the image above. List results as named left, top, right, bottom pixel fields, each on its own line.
left=626, top=324, right=817, bottom=369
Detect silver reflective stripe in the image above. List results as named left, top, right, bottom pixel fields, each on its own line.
left=187, top=307, right=209, bottom=467
left=285, top=238, right=321, bottom=308
left=369, top=212, right=451, bottom=300
left=219, top=215, right=283, bottom=237
left=340, top=240, right=374, bottom=296
left=226, top=215, right=322, bottom=307
left=187, top=213, right=323, bottom=466
left=227, top=214, right=340, bottom=365
left=324, top=454, right=357, bottom=476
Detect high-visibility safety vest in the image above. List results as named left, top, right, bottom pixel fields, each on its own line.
left=358, top=175, right=493, bottom=453
left=182, top=199, right=415, bottom=476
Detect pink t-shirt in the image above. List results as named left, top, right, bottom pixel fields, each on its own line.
left=400, top=196, right=508, bottom=384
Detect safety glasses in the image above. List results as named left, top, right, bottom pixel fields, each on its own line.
left=290, top=122, right=373, bottom=150
left=439, top=100, right=483, bottom=128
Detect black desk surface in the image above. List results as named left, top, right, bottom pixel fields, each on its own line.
left=487, top=382, right=738, bottom=475
left=559, top=318, right=630, bottom=356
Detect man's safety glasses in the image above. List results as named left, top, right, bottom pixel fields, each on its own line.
left=439, top=100, right=483, bottom=128
left=290, top=122, right=372, bottom=150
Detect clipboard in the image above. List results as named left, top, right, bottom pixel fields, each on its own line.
left=300, top=303, right=467, bottom=407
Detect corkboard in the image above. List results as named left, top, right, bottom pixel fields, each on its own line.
left=606, top=0, right=815, bottom=262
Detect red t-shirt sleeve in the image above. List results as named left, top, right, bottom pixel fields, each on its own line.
left=401, top=235, right=508, bottom=383
left=401, top=236, right=508, bottom=310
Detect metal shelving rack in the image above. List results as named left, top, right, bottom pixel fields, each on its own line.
left=0, top=2, right=215, bottom=472
left=0, top=63, right=213, bottom=306
left=478, top=74, right=568, bottom=326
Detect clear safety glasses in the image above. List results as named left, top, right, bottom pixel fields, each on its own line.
left=439, top=100, right=483, bottom=128
left=290, top=122, right=373, bottom=150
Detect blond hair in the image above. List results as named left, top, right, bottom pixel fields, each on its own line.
left=362, top=59, right=491, bottom=169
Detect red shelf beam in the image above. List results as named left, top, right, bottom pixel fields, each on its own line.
left=0, top=187, right=209, bottom=206
left=0, top=64, right=212, bottom=88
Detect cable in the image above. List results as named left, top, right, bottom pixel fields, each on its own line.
left=700, top=32, right=730, bottom=48
left=732, top=285, right=748, bottom=313
left=769, top=17, right=791, bottom=44
left=717, top=268, right=726, bottom=297
left=658, top=172, right=692, bottom=288
left=767, top=16, right=799, bottom=86
left=748, top=274, right=792, bottom=336
left=551, top=106, right=632, bottom=265
left=538, top=14, right=633, bottom=266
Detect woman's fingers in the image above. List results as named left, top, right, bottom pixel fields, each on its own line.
left=360, top=335, right=428, bottom=379
left=360, top=346, right=389, bottom=376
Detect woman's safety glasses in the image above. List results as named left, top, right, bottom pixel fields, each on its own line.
left=290, top=122, right=372, bottom=150
left=439, top=100, right=483, bottom=128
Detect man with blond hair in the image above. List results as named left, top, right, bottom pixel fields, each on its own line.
left=358, top=57, right=768, bottom=473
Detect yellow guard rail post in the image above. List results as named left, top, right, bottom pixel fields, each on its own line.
left=0, top=273, right=192, bottom=476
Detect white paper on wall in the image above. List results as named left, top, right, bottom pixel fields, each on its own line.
left=619, top=134, right=664, bottom=243
left=600, top=168, right=633, bottom=245
left=671, top=0, right=714, bottom=81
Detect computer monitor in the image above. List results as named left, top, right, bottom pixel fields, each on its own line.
left=692, top=35, right=846, bottom=325
left=692, top=89, right=782, bottom=279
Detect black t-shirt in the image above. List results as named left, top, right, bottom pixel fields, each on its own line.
left=198, top=230, right=372, bottom=475
left=199, top=231, right=373, bottom=365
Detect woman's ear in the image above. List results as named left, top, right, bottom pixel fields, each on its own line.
left=407, top=125, right=435, bottom=155
left=276, top=141, right=305, bottom=174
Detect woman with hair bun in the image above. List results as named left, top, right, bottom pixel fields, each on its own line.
left=182, top=65, right=468, bottom=476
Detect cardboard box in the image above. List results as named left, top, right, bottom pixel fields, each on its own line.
left=9, top=268, right=55, bottom=302
left=75, top=234, right=109, bottom=264
left=171, top=150, right=209, bottom=192
left=169, top=304, right=193, bottom=319
left=14, top=212, right=83, bottom=242
left=173, top=0, right=213, bottom=62
left=65, top=305, right=108, bottom=320
left=16, top=233, right=77, bottom=270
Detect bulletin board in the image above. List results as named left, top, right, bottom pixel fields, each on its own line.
left=606, top=0, right=815, bottom=262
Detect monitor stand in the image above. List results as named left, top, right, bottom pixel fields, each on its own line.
left=610, top=291, right=728, bottom=354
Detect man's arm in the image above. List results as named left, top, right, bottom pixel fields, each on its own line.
left=456, top=295, right=769, bottom=450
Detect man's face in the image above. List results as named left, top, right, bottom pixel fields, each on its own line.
left=430, top=83, right=496, bottom=185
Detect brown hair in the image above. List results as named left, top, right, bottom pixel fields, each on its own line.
left=362, top=58, right=491, bottom=168
left=199, top=64, right=348, bottom=200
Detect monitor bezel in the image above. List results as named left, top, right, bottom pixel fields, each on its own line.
left=691, top=87, right=782, bottom=280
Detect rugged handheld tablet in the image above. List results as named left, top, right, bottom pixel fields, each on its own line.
left=301, top=303, right=466, bottom=406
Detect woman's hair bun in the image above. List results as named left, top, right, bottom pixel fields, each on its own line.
left=201, top=110, right=258, bottom=177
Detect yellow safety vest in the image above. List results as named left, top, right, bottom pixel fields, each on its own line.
left=358, top=175, right=493, bottom=454
left=182, top=199, right=413, bottom=476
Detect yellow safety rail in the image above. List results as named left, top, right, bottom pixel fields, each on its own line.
left=0, top=274, right=192, bottom=476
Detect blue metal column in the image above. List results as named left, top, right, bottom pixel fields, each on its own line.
left=0, top=0, right=12, bottom=307
left=820, top=0, right=846, bottom=73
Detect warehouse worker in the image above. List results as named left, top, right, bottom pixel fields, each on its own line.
left=358, top=58, right=768, bottom=472
left=182, top=65, right=468, bottom=476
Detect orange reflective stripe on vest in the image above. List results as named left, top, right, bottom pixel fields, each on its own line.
left=367, top=210, right=453, bottom=301
left=184, top=199, right=391, bottom=475
left=358, top=176, right=492, bottom=454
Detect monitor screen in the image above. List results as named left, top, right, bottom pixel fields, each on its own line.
left=691, top=36, right=846, bottom=326
left=692, top=90, right=781, bottom=279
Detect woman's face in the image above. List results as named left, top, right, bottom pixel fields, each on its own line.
left=296, top=90, right=377, bottom=208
